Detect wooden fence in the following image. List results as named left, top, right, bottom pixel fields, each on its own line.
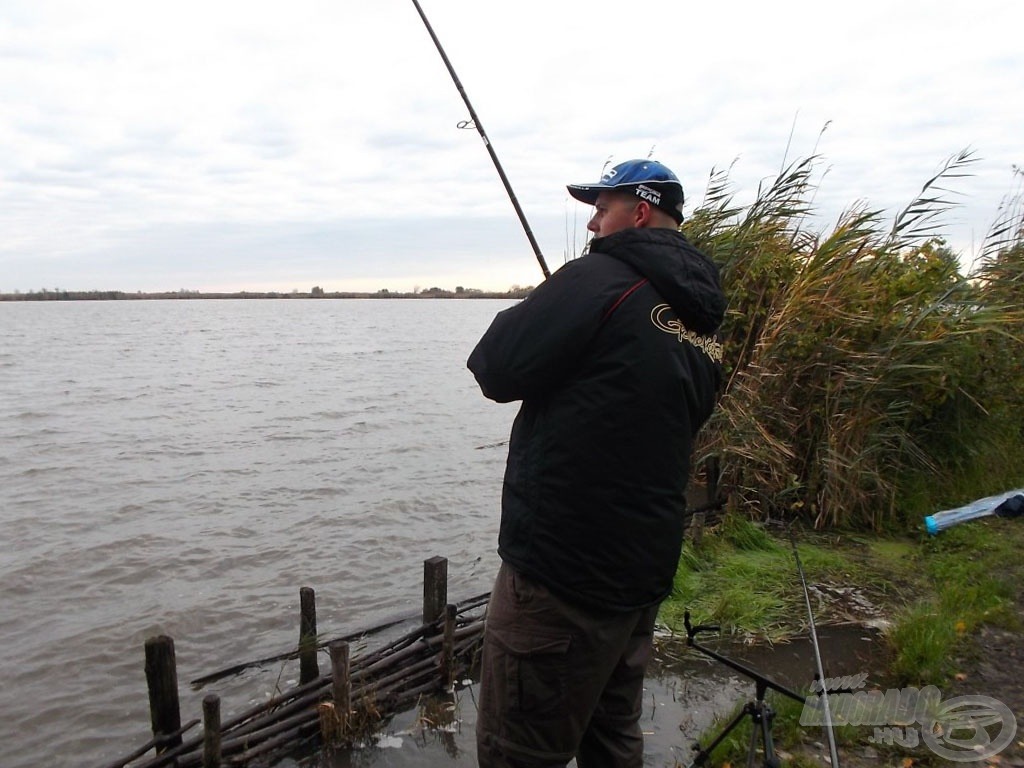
left=96, top=461, right=725, bottom=768
left=97, top=556, right=486, bottom=768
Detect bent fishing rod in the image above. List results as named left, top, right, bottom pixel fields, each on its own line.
left=409, top=0, right=551, bottom=280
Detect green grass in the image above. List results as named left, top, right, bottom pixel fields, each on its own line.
left=886, top=517, right=1021, bottom=686
left=886, top=601, right=957, bottom=684
left=664, top=513, right=1022, bottom=679
left=864, top=537, right=917, bottom=565
left=670, top=511, right=1024, bottom=766
left=662, top=515, right=875, bottom=638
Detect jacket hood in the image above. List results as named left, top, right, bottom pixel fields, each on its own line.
left=589, top=228, right=726, bottom=335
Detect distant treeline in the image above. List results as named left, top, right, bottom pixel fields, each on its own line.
left=0, top=286, right=535, bottom=302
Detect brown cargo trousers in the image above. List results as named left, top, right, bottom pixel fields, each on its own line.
left=475, top=562, right=661, bottom=768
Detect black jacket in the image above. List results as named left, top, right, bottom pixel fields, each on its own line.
left=468, top=228, right=725, bottom=611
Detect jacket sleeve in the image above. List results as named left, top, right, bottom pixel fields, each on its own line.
left=467, top=260, right=605, bottom=403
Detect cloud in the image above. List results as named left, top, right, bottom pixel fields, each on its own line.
left=1, top=0, right=1021, bottom=292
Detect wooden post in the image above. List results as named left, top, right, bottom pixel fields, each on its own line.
left=202, top=694, right=221, bottom=768
left=706, top=456, right=720, bottom=504
left=329, top=641, right=351, bottom=735
left=299, top=587, right=319, bottom=684
left=690, top=511, right=706, bottom=546
left=144, top=635, right=182, bottom=752
left=441, top=603, right=457, bottom=690
left=422, top=556, right=448, bottom=626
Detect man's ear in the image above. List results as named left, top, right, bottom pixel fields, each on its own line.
left=634, top=200, right=654, bottom=228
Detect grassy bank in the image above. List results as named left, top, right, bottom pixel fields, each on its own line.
left=659, top=512, right=1024, bottom=766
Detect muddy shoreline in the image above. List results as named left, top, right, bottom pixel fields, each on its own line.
left=288, top=625, right=886, bottom=767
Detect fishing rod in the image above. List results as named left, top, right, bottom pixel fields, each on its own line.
left=409, top=0, right=551, bottom=280
left=790, top=528, right=841, bottom=768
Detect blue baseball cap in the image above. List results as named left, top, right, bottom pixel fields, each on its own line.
left=567, top=159, right=685, bottom=224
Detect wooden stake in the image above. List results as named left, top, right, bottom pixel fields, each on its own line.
left=299, top=587, right=319, bottom=684
left=202, top=695, right=221, bottom=768
left=706, top=456, right=720, bottom=503
left=441, top=603, right=457, bottom=690
left=109, top=590, right=492, bottom=768
left=144, top=635, right=182, bottom=752
left=329, top=641, right=351, bottom=735
left=690, top=511, right=706, bottom=546
left=422, top=556, right=448, bottom=626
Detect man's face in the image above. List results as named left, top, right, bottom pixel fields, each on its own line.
left=587, top=191, right=640, bottom=238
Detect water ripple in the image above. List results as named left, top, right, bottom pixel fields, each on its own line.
left=0, top=298, right=517, bottom=768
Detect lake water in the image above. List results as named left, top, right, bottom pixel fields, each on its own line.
left=0, top=298, right=519, bottom=768
left=0, top=298, right=882, bottom=768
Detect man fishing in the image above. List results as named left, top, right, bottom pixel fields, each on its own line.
left=468, top=159, right=727, bottom=767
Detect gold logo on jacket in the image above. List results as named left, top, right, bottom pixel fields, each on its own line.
left=650, top=304, right=723, bottom=362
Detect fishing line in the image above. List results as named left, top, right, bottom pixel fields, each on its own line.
left=409, top=0, right=551, bottom=280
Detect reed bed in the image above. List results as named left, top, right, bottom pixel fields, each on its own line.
left=684, top=151, right=1024, bottom=529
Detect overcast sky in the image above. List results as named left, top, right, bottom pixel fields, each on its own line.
left=1, top=0, right=1021, bottom=294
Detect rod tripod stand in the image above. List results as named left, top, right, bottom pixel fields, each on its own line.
left=683, top=611, right=806, bottom=768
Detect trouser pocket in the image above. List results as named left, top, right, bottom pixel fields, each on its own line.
left=488, top=627, right=572, bottom=717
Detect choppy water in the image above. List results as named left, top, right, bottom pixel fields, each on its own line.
left=0, top=298, right=885, bottom=768
left=0, top=298, right=517, bottom=768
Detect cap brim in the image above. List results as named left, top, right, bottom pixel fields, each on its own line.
left=568, top=179, right=685, bottom=223
left=567, top=184, right=601, bottom=205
